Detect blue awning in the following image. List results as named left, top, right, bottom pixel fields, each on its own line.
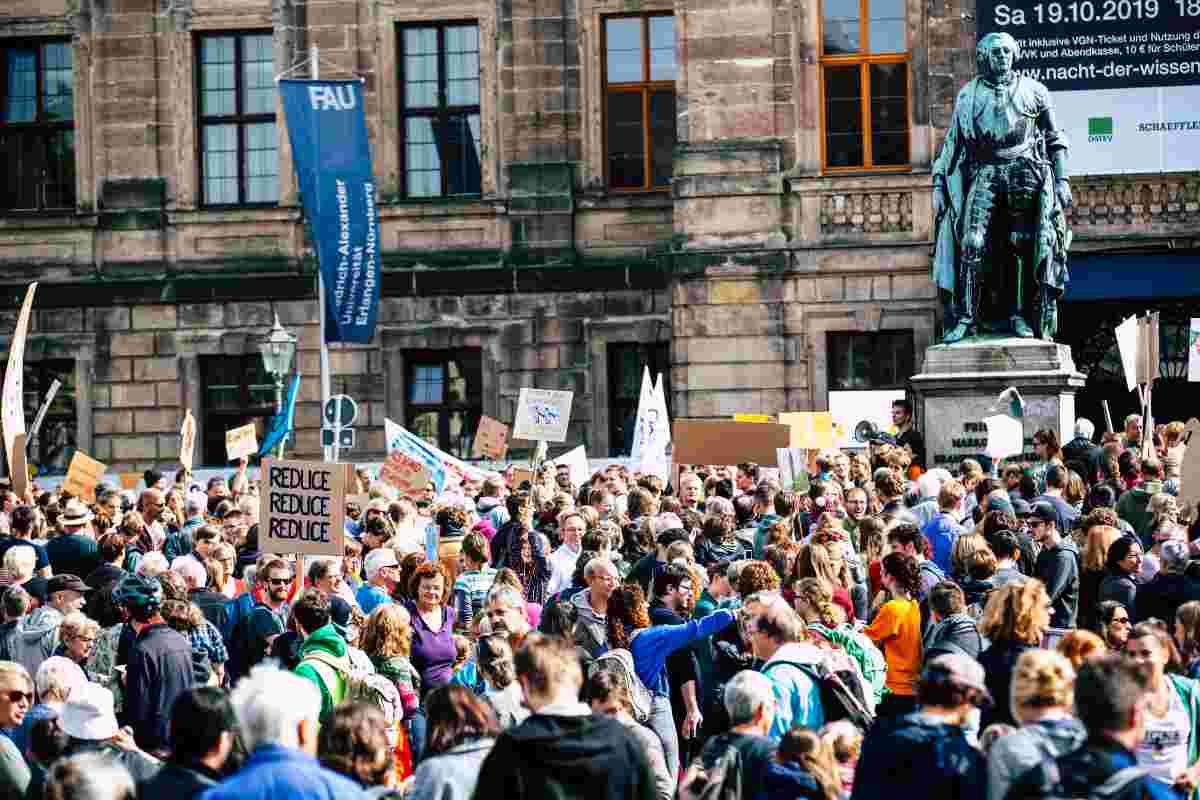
left=1064, top=251, right=1200, bottom=302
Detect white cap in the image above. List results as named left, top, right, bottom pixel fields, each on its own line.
left=61, top=682, right=119, bottom=740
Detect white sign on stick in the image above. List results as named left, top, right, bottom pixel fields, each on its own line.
left=512, top=388, right=573, bottom=443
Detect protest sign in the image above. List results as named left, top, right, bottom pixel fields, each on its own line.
left=63, top=451, right=106, bottom=503
left=983, top=414, right=1024, bottom=461
left=776, top=448, right=810, bottom=493
left=259, top=458, right=352, bottom=556
left=779, top=412, right=835, bottom=450
left=632, top=369, right=671, bottom=481
left=551, top=445, right=589, bottom=488
left=380, top=448, right=433, bottom=500
left=1, top=283, right=35, bottom=480
left=513, top=388, right=573, bottom=443
left=1179, top=419, right=1200, bottom=524
left=733, top=414, right=771, bottom=423
left=511, top=467, right=534, bottom=488
left=180, top=410, right=196, bottom=471
left=9, top=435, right=25, bottom=497
left=385, top=418, right=447, bottom=493
left=279, top=80, right=380, bottom=343
left=118, top=473, right=141, bottom=491
left=1115, top=315, right=1139, bottom=393
left=673, top=420, right=791, bottom=466
left=225, top=423, right=258, bottom=462
left=471, top=415, right=510, bottom=461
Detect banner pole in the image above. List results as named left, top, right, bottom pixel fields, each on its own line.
left=311, top=44, right=334, bottom=465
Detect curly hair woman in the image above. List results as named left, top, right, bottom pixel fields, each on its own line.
left=606, top=582, right=736, bottom=782
left=863, top=552, right=922, bottom=718
left=977, top=579, right=1051, bottom=730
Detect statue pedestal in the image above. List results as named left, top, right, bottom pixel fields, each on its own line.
left=910, top=337, right=1086, bottom=472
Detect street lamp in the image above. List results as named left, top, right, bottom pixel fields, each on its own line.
left=258, top=314, right=297, bottom=435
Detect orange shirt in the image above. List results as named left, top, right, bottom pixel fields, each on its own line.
left=863, top=597, right=921, bottom=696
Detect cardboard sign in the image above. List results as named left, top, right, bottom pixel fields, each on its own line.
left=259, top=457, right=352, bottom=556
left=9, top=434, right=25, bottom=497
left=734, top=414, right=771, bottom=423
left=1179, top=418, right=1200, bottom=525
left=180, top=410, right=196, bottom=471
left=551, top=445, right=589, bottom=488
left=778, top=412, right=835, bottom=450
left=672, top=420, right=791, bottom=466
left=225, top=423, right=258, bottom=462
left=63, top=450, right=106, bottom=503
left=380, top=449, right=432, bottom=500
left=471, top=415, right=510, bottom=461
left=1, top=283, right=36, bottom=480
left=510, top=467, right=534, bottom=488
left=512, top=388, right=573, bottom=443
left=118, top=473, right=142, bottom=491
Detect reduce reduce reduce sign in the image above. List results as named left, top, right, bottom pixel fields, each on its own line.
left=259, top=458, right=353, bottom=556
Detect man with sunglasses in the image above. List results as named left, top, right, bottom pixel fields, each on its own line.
left=0, top=661, right=32, bottom=796
left=232, top=558, right=294, bottom=680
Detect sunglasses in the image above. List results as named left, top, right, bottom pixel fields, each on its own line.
left=266, top=577, right=293, bottom=586
left=4, top=691, right=32, bottom=704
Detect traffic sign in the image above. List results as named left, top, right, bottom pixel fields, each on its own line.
left=321, top=427, right=356, bottom=449
left=323, top=394, right=358, bottom=428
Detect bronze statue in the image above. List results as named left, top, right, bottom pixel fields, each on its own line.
left=932, top=32, right=1073, bottom=344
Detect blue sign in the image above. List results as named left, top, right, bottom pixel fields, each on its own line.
left=279, top=79, right=380, bottom=344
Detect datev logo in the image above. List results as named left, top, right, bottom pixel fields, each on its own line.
left=1088, top=116, right=1114, bottom=144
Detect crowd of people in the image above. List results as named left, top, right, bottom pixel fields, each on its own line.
left=0, top=405, right=1197, bottom=800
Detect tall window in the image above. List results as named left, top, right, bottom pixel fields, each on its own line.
left=603, top=14, right=675, bottom=191
left=828, top=330, right=913, bottom=389
left=608, top=342, right=670, bottom=457
left=23, top=361, right=75, bottom=473
left=197, top=32, right=278, bottom=206
left=405, top=350, right=482, bottom=458
left=0, top=41, right=74, bottom=211
left=820, top=0, right=909, bottom=170
left=201, top=355, right=274, bottom=466
left=399, top=23, right=481, bottom=199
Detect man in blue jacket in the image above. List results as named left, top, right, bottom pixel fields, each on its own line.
left=200, top=663, right=366, bottom=800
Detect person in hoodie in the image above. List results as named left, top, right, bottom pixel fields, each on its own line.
left=572, top=556, right=617, bottom=657
left=922, top=480, right=967, bottom=574
left=292, top=588, right=353, bottom=724
left=476, top=477, right=510, bottom=533
left=924, top=582, right=984, bottom=661
left=10, top=574, right=89, bottom=679
left=471, top=633, right=657, bottom=800
left=986, top=649, right=1086, bottom=800
left=1030, top=502, right=1081, bottom=628
left=850, top=654, right=987, bottom=800
left=115, top=573, right=195, bottom=755
left=1116, top=457, right=1166, bottom=545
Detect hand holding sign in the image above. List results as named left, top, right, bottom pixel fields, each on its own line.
left=226, top=423, right=258, bottom=462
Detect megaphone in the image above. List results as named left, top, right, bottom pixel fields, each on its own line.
left=853, top=420, right=878, bottom=444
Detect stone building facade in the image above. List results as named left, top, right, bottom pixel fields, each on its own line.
left=0, top=0, right=1195, bottom=474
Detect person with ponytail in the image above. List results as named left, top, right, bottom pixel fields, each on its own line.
left=863, top=551, right=923, bottom=717
left=794, top=577, right=887, bottom=708
left=977, top=579, right=1052, bottom=730
left=606, top=583, right=736, bottom=782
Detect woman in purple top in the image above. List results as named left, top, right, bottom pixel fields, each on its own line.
left=407, top=560, right=458, bottom=691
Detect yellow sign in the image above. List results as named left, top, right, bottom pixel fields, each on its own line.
left=779, top=412, right=835, bottom=450
left=118, top=473, right=142, bottom=491
left=733, top=414, right=772, bottom=423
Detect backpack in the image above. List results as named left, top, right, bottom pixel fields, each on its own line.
left=1006, top=739, right=1149, bottom=800
left=681, top=736, right=744, bottom=800
left=763, top=658, right=875, bottom=730
left=300, top=650, right=403, bottom=739
left=590, top=648, right=652, bottom=723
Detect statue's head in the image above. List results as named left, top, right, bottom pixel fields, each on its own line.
left=976, top=32, right=1019, bottom=79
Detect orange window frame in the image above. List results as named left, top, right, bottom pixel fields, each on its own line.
left=601, top=13, right=675, bottom=193
left=817, top=0, right=912, bottom=173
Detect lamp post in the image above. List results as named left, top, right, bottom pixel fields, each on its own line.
left=257, top=314, right=297, bottom=457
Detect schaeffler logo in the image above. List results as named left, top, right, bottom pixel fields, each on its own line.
left=1088, top=117, right=1113, bottom=143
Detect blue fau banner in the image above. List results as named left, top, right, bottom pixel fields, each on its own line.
left=258, top=372, right=301, bottom=457
left=279, top=79, right=380, bottom=344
